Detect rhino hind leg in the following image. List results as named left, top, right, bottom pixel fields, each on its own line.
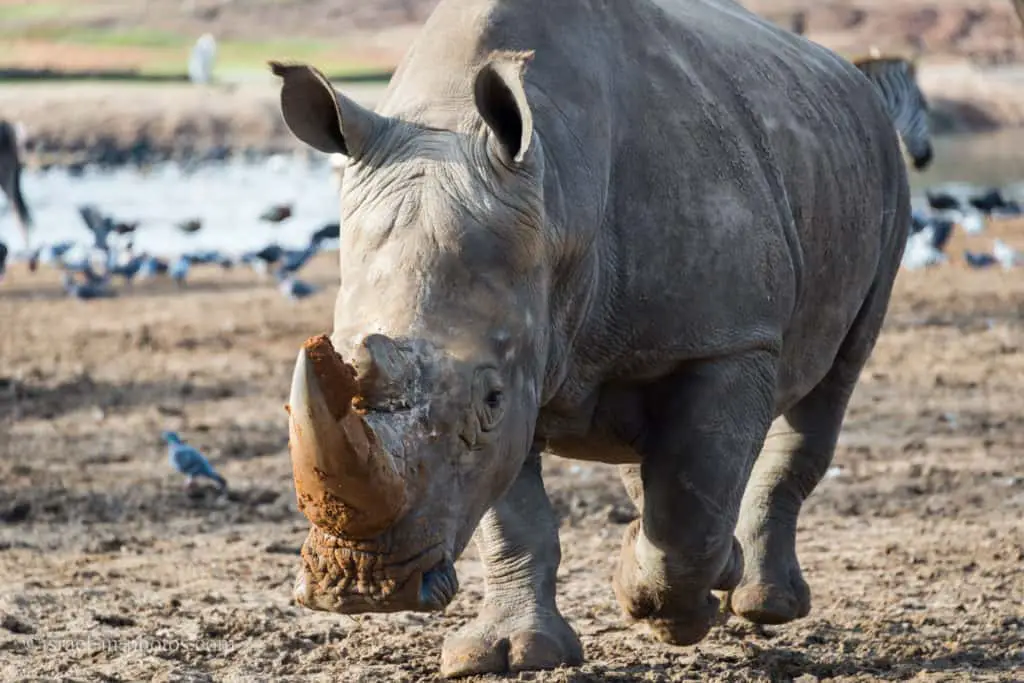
left=440, top=451, right=582, bottom=678
left=612, top=350, right=777, bottom=646
left=731, top=275, right=896, bottom=625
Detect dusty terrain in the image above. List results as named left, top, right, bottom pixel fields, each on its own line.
left=0, top=218, right=1022, bottom=682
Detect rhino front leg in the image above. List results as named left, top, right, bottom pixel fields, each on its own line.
left=731, top=280, right=889, bottom=624
left=613, top=351, right=776, bottom=646
left=441, top=449, right=582, bottom=678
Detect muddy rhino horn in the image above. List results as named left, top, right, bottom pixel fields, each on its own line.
left=287, top=335, right=409, bottom=538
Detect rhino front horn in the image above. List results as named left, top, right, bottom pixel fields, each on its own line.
left=286, top=334, right=409, bottom=539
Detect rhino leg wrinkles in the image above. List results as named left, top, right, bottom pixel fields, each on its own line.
left=612, top=350, right=777, bottom=646
left=731, top=271, right=897, bottom=624
left=441, top=450, right=582, bottom=678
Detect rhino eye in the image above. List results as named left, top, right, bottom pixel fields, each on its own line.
left=475, top=369, right=505, bottom=433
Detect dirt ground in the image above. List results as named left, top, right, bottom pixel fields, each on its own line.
left=0, top=215, right=1022, bottom=682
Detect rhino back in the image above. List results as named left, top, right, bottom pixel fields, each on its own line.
left=375, top=0, right=908, bottom=414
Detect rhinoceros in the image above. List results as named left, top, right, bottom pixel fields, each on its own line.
left=271, top=0, right=910, bottom=676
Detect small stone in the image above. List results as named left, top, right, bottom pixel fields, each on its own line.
left=605, top=505, right=637, bottom=525
left=1, top=613, right=36, bottom=634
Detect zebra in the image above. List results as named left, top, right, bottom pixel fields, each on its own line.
left=0, top=119, right=32, bottom=248
left=852, top=51, right=934, bottom=171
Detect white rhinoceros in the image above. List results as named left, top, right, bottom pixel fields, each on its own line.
left=271, top=0, right=911, bottom=676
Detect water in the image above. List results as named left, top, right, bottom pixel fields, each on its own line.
left=3, top=129, right=1024, bottom=257
left=908, top=128, right=1024, bottom=192
left=0, top=154, right=340, bottom=257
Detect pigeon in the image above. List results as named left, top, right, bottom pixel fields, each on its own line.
left=926, top=217, right=954, bottom=252
left=184, top=249, right=233, bottom=269
left=277, top=273, right=318, bottom=300
left=177, top=219, right=202, bottom=234
left=170, top=255, right=190, bottom=285
left=964, top=250, right=997, bottom=269
left=925, top=190, right=961, bottom=212
left=77, top=204, right=114, bottom=252
left=901, top=228, right=947, bottom=270
left=110, top=254, right=147, bottom=283
left=39, top=240, right=76, bottom=265
left=259, top=204, right=293, bottom=223
left=61, top=271, right=115, bottom=299
left=138, top=255, right=169, bottom=279
left=112, top=220, right=139, bottom=235
left=910, top=209, right=930, bottom=234
left=162, top=431, right=227, bottom=491
left=58, top=248, right=109, bottom=286
left=241, top=244, right=284, bottom=274
left=956, top=210, right=986, bottom=236
left=310, top=222, right=340, bottom=245
left=277, top=242, right=319, bottom=277
left=966, top=188, right=1021, bottom=216
left=992, top=239, right=1021, bottom=270
left=990, top=201, right=1023, bottom=218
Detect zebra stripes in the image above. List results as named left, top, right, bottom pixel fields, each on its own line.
left=852, top=55, right=933, bottom=171
left=0, top=119, right=33, bottom=247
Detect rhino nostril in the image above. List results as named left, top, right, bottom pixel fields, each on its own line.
left=419, top=561, right=459, bottom=610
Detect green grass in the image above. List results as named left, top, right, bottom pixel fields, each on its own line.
left=0, top=27, right=394, bottom=81
left=0, top=2, right=75, bottom=22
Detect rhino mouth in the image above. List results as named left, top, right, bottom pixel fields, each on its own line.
left=293, top=526, right=458, bottom=613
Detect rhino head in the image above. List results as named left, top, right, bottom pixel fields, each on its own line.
left=271, top=54, right=551, bottom=614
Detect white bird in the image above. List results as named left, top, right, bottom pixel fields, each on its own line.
left=188, top=33, right=217, bottom=85
left=992, top=239, right=1021, bottom=270
left=901, top=227, right=947, bottom=270
left=956, top=209, right=986, bottom=235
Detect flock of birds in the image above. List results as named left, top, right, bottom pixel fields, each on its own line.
left=902, top=185, right=1023, bottom=270
left=0, top=201, right=339, bottom=300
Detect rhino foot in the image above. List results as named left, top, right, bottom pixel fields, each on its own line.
left=440, top=604, right=583, bottom=678
left=612, top=520, right=743, bottom=646
left=728, top=571, right=811, bottom=625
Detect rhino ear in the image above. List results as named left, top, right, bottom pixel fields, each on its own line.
left=473, top=50, right=535, bottom=165
left=269, top=61, right=383, bottom=158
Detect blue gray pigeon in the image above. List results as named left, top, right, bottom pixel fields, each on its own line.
left=276, top=271, right=318, bottom=300
left=61, top=271, right=115, bottom=299
left=138, top=255, right=168, bottom=279
left=77, top=204, right=114, bottom=252
left=964, top=250, right=997, bottom=269
left=161, top=431, right=227, bottom=491
left=170, top=255, right=190, bottom=285
left=110, top=254, right=146, bottom=283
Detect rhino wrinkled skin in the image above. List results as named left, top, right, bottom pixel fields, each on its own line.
left=273, top=0, right=910, bottom=676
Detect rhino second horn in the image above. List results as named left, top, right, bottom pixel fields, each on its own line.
left=353, top=333, right=413, bottom=400
left=287, top=336, right=409, bottom=538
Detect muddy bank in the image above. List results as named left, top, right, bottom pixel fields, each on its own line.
left=0, top=81, right=388, bottom=168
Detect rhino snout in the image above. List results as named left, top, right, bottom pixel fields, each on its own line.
left=293, top=526, right=457, bottom=614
